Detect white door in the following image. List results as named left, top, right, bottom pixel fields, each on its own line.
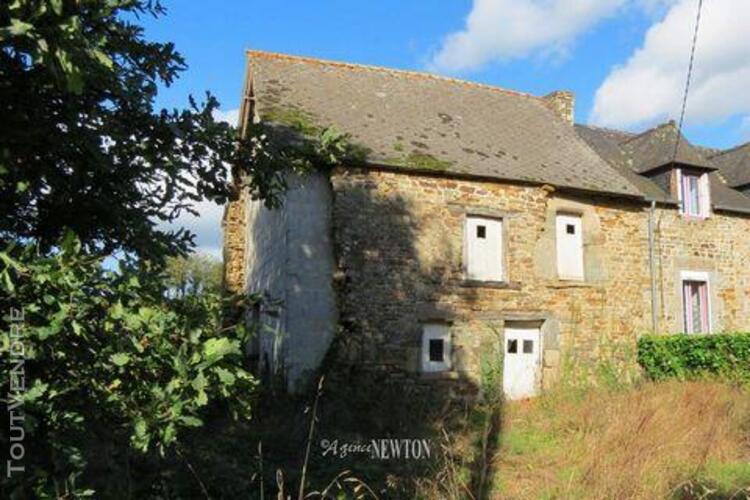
left=503, top=326, right=542, bottom=400
left=556, top=214, right=583, bottom=280
left=465, top=216, right=503, bottom=281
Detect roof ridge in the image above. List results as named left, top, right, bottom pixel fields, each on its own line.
left=245, top=49, right=543, bottom=102
left=621, top=120, right=678, bottom=145
left=576, top=123, right=637, bottom=139
left=708, top=140, right=750, bottom=159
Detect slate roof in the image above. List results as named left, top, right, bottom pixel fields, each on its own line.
left=574, top=125, right=670, bottom=203
left=619, top=122, right=714, bottom=173
left=709, top=143, right=750, bottom=188
left=241, top=50, right=750, bottom=214
left=576, top=124, right=750, bottom=214
left=243, top=50, right=640, bottom=198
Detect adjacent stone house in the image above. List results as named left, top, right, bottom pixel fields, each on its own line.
left=223, top=50, right=750, bottom=397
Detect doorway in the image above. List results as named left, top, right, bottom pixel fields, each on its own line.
left=503, top=324, right=542, bottom=400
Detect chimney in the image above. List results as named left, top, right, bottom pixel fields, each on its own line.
left=543, top=90, right=575, bottom=124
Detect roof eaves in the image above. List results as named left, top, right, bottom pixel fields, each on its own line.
left=361, top=161, right=647, bottom=201
left=713, top=204, right=750, bottom=216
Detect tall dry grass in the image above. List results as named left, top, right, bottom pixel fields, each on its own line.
left=495, top=380, right=750, bottom=499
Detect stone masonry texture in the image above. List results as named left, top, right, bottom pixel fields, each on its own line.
left=326, top=166, right=750, bottom=391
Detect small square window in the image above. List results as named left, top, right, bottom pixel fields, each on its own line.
left=429, top=339, right=444, bottom=362
left=476, top=225, right=486, bottom=239
left=507, top=339, right=518, bottom=353
left=523, top=340, right=534, bottom=353
left=566, top=224, right=575, bottom=235
left=422, top=324, right=451, bottom=373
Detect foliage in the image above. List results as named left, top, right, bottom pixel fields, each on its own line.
left=637, top=333, right=750, bottom=382
left=164, top=253, right=223, bottom=298
left=0, top=0, right=236, bottom=260
left=0, top=0, right=355, bottom=263
left=0, top=232, right=258, bottom=496
left=0, top=1, right=368, bottom=497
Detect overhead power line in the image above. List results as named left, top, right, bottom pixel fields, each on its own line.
left=672, top=0, right=704, bottom=162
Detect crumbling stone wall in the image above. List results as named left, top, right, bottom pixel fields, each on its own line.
left=223, top=189, right=249, bottom=294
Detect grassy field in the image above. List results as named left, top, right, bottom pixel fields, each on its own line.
left=182, top=368, right=750, bottom=498
left=416, top=379, right=750, bottom=499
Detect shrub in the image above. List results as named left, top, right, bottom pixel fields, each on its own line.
left=637, top=333, right=750, bottom=381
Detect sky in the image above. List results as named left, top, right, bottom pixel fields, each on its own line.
left=141, top=0, right=750, bottom=258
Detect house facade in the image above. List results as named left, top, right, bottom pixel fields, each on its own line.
left=223, top=51, right=750, bottom=396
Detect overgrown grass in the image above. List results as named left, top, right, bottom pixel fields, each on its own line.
left=491, top=380, right=750, bottom=499
left=183, top=353, right=750, bottom=499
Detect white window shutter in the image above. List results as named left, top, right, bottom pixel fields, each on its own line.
left=556, top=214, right=584, bottom=280
left=699, top=173, right=710, bottom=217
left=465, top=216, right=503, bottom=281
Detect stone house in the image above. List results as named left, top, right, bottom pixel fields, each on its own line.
left=223, top=50, right=750, bottom=397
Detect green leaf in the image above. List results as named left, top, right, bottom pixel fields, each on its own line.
left=110, top=300, right=125, bottom=319
left=6, top=19, right=34, bottom=37
left=91, top=48, right=113, bottom=69
left=191, top=371, right=207, bottom=391
left=133, top=419, right=149, bottom=451
left=1, top=270, right=14, bottom=293
left=110, top=353, right=130, bottom=366
left=214, top=367, right=236, bottom=386
left=24, top=381, right=49, bottom=403
left=202, top=337, right=240, bottom=364
left=179, top=415, right=203, bottom=427
left=50, top=0, right=63, bottom=15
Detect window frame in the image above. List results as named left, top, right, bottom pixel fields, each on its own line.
left=676, top=168, right=710, bottom=218
left=680, top=270, right=712, bottom=334
left=421, top=323, right=452, bottom=373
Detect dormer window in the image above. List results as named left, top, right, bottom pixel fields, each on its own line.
left=678, top=169, right=709, bottom=218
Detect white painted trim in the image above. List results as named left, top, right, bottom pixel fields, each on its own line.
left=677, top=168, right=711, bottom=218
left=680, top=270, right=709, bottom=282
left=421, top=323, right=452, bottom=373
left=679, top=270, right=713, bottom=334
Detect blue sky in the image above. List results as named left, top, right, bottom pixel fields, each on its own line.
left=142, top=0, right=750, bottom=256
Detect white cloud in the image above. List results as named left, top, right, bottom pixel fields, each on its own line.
left=170, top=199, right=225, bottom=259
left=591, top=0, right=750, bottom=129
left=430, top=0, right=628, bottom=72
left=212, top=108, right=240, bottom=127
left=635, top=0, right=679, bottom=15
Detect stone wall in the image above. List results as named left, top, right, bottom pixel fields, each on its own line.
left=329, top=167, right=656, bottom=390
left=233, top=165, right=750, bottom=392
left=652, top=208, right=750, bottom=334
left=223, top=189, right=249, bottom=294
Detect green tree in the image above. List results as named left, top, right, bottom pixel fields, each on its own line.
left=1, top=234, right=258, bottom=497
left=0, top=0, right=290, bottom=260
left=0, top=2, right=355, bottom=496
left=165, top=253, right=223, bottom=298
left=0, top=1, right=266, bottom=496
